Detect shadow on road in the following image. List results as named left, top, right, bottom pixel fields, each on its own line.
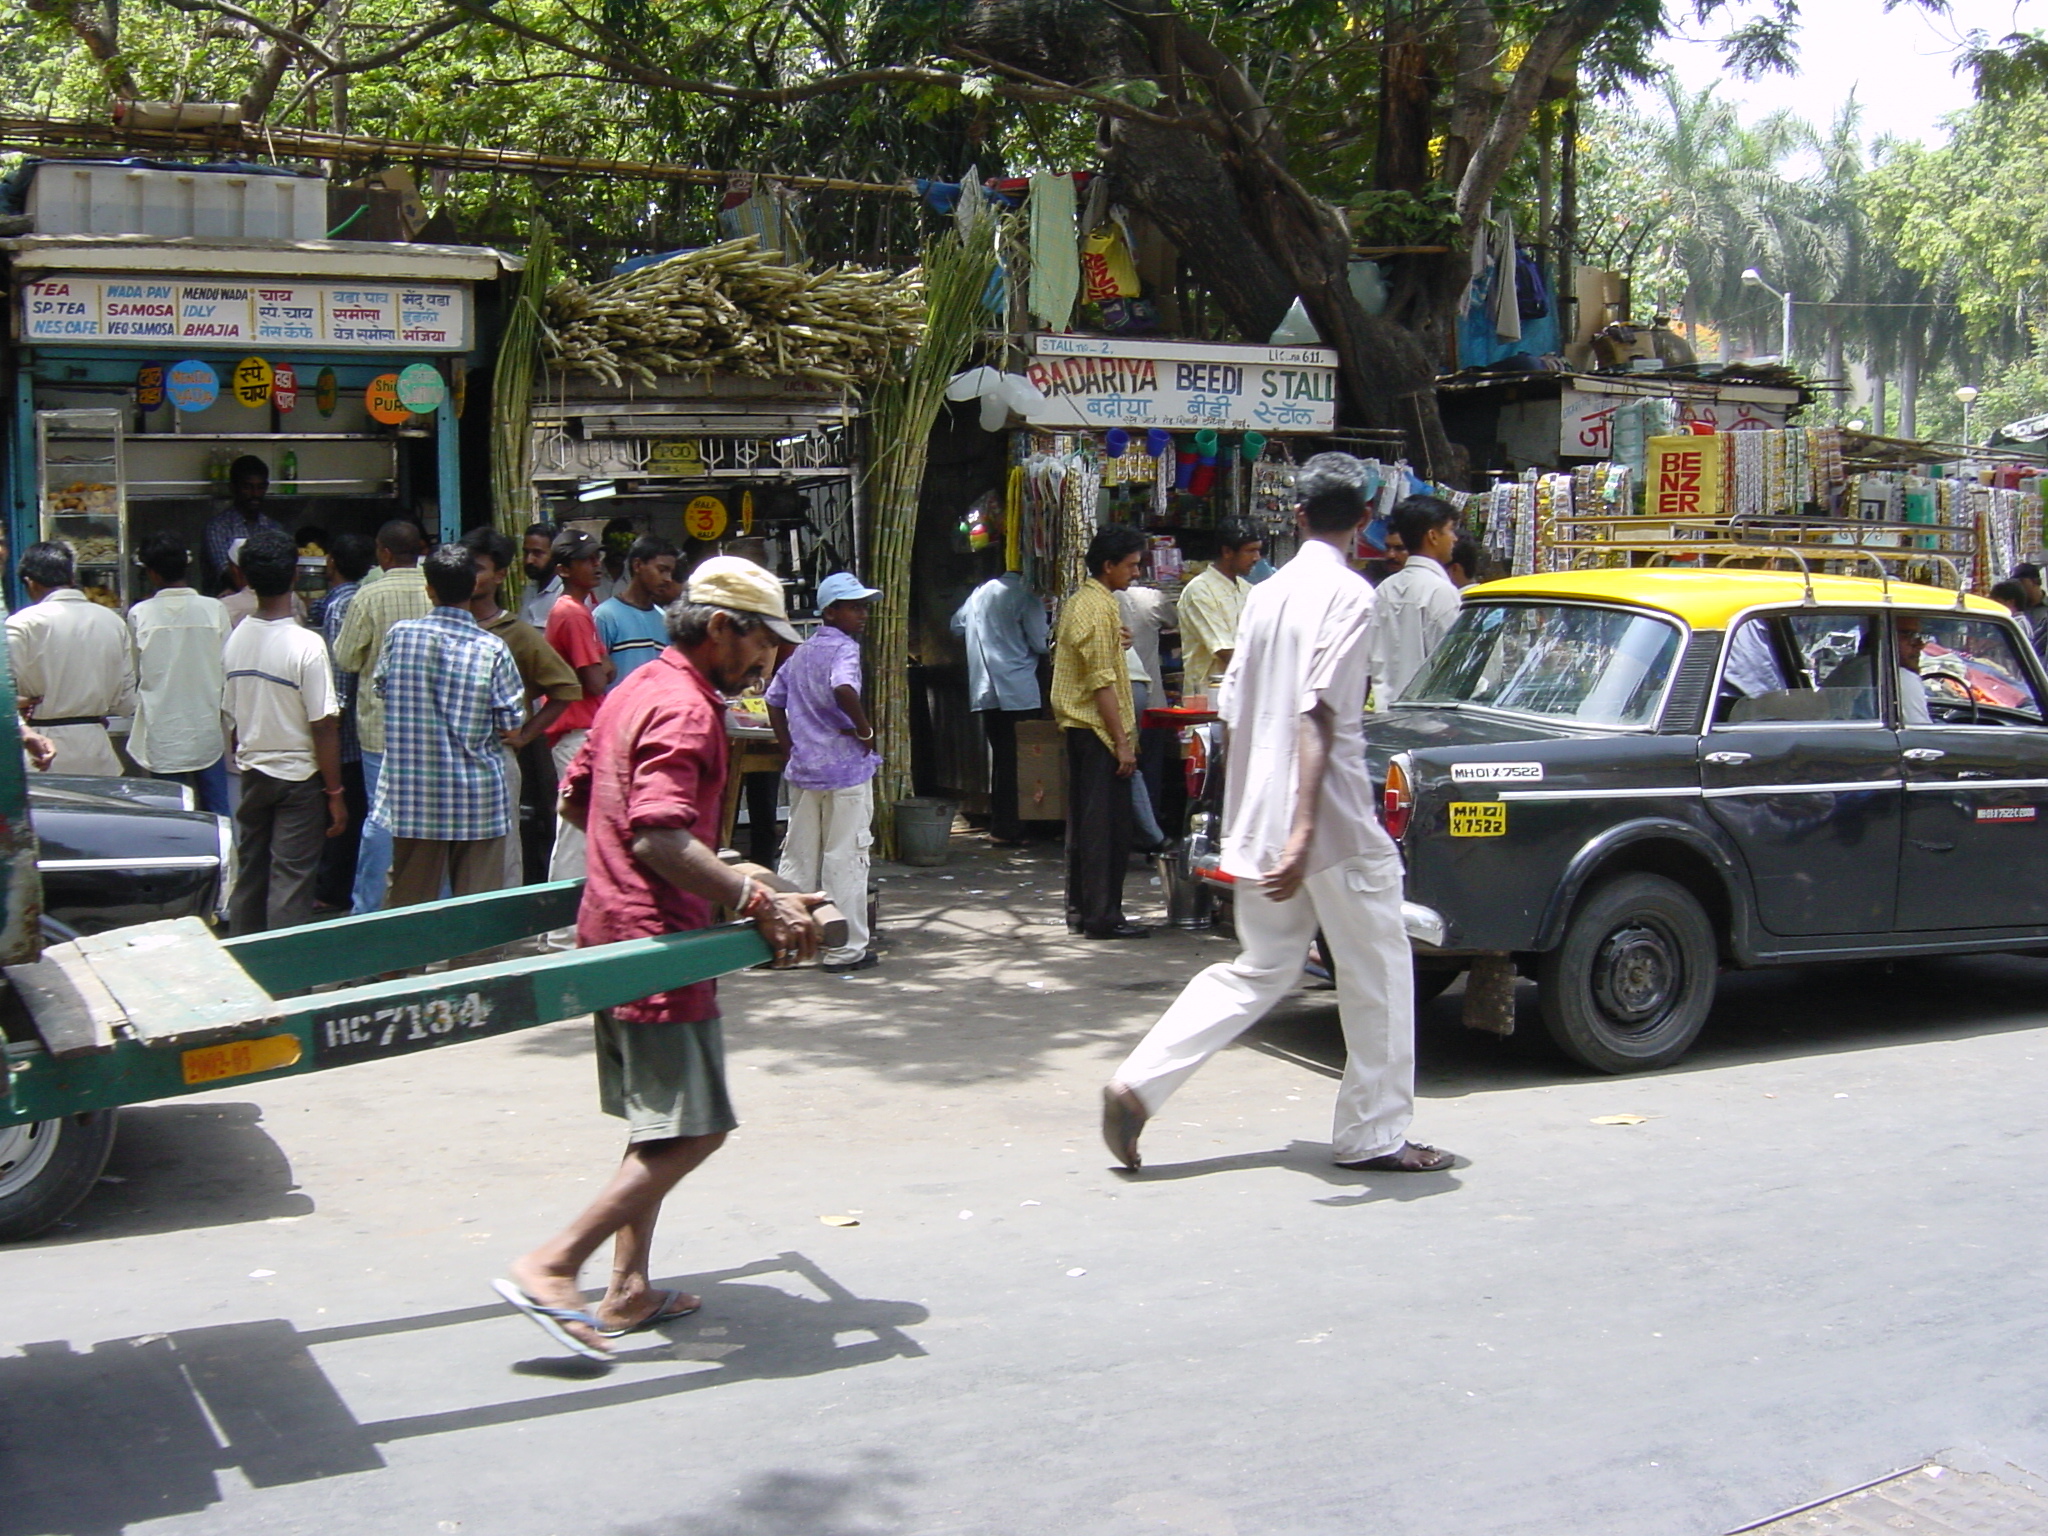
left=1122, top=1136, right=1464, bottom=1206
left=0, top=1252, right=925, bottom=1536
left=1251, top=952, right=2048, bottom=1094
left=26, top=1102, right=314, bottom=1246
left=610, top=1451, right=917, bottom=1536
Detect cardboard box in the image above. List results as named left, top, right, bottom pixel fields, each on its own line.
left=1016, top=720, right=1066, bottom=823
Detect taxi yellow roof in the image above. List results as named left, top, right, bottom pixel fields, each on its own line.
left=1464, top=567, right=2004, bottom=630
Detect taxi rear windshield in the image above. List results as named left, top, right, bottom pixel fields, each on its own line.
left=1399, top=603, right=1683, bottom=727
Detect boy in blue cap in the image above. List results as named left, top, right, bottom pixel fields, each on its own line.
left=766, top=571, right=882, bottom=970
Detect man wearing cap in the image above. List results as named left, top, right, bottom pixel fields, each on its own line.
left=766, top=571, right=881, bottom=971
left=543, top=527, right=614, bottom=893
left=497, top=556, right=824, bottom=1361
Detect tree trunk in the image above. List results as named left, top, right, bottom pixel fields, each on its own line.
left=1375, top=9, right=1435, bottom=195
left=1824, top=321, right=1844, bottom=416
left=1899, top=332, right=1920, bottom=439
left=1872, top=373, right=1887, bottom=434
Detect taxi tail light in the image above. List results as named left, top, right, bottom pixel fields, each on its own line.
left=1383, top=754, right=1415, bottom=841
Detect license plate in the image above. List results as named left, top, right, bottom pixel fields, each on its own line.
left=311, top=982, right=517, bottom=1065
left=181, top=1033, right=302, bottom=1085
left=1448, top=802, right=1507, bottom=837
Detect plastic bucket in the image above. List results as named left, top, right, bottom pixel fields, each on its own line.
left=894, top=798, right=955, bottom=866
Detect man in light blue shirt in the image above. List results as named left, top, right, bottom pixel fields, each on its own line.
left=594, top=534, right=682, bottom=685
left=951, top=561, right=1049, bottom=844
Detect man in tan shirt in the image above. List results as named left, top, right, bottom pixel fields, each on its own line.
left=1175, top=519, right=1263, bottom=696
left=1052, top=525, right=1146, bottom=939
left=332, top=519, right=431, bottom=912
left=7, top=541, right=136, bottom=775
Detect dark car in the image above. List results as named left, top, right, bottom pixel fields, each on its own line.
left=28, top=776, right=232, bottom=935
left=1360, top=567, right=2046, bottom=1073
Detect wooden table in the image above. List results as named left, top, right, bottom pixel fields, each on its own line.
left=721, top=723, right=786, bottom=851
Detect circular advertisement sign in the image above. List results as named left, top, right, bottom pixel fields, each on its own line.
left=167, top=359, right=219, bottom=412
left=395, top=362, right=446, bottom=415
left=231, top=356, right=273, bottom=408
left=365, top=373, right=410, bottom=425
left=683, top=494, right=730, bottom=541
left=135, top=363, right=166, bottom=413
left=315, top=367, right=338, bottom=417
left=272, top=363, right=299, bottom=414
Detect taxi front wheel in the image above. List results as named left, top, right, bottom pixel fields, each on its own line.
left=1539, top=873, right=1717, bottom=1073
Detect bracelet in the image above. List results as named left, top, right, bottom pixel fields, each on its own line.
left=734, top=877, right=777, bottom=920
left=323, top=787, right=346, bottom=797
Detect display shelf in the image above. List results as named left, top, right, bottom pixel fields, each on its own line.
left=120, top=432, right=396, bottom=443
left=37, top=408, right=130, bottom=607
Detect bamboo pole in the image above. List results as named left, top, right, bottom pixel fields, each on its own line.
left=489, top=218, right=557, bottom=608
left=862, top=221, right=999, bottom=857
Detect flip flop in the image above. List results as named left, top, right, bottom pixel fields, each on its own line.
left=491, top=1278, right=611, bottom=1361
left=597, top=1289, right=701, bottom=1338
left=1335, top=1143, right=1457, bottom=1173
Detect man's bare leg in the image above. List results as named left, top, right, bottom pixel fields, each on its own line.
left=507, top=1131, right=727, bottom=1351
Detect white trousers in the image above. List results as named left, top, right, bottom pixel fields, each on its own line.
left=546, top=729, right=589, bottom=882
left=500, top=745, right=525, bottom=888
left=777, top=780, right=873, bottom=965
left=1112, top=851, right=1415, bottom=1163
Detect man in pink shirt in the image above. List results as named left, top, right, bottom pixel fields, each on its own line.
left=542, top=528, right=613, bottom=889
left=496, top=557, right=823, bottom=1361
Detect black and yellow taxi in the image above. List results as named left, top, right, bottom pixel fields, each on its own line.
left=1373, top=566, right=2047, bottom=1072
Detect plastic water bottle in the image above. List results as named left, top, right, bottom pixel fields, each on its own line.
left=279, top=449, right=298, bottom=495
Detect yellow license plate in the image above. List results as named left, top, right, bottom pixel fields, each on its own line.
left=180, top=1033, right=303, bottom=1086
left=1448, top=801, right=1507, bottom=837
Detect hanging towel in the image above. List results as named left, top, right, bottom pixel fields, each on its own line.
left=1490, top=209, right=1522, bottom=344
left=1029, top=171, right=1081, bottom=331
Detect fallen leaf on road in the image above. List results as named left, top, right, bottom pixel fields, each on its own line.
left=820, top=1215, right=859, bottom=1227
left=1591, top=1114, right=1650, bottom=1126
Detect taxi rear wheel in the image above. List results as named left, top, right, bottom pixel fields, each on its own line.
left=1539, top=873, right=1716, bottom=1073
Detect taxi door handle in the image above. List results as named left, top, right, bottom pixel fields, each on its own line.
left=1705, top=751, right=1752, bottom=766
left=1902, top=748, right=1946, bottom=762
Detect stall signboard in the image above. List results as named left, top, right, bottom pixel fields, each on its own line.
left=232, top=356, right=273, bottom=408
left=136, top=363, right=165, bottom=412
left=20, top=276, right=472, bottom=350
left=396, top=362, right=446, bottom=414
left=167, top=359, right=219, bottom=412
left=272, top=363, right=299, bottom=413
left=684, top=494, right=730, bottom=540
left=365, top=374, right=410, bottom=425
left=1646, top=435, right=1723, bottom=521
left=1025, top=336, right=1338, bottom=433
left=315, top=367, right=338, bottom=416
left=1560, top=383, right=1791, bottom=458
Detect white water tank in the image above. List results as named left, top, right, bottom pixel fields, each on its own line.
left=27, top=163, right=328, bottom=241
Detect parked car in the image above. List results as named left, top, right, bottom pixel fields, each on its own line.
left=1361, top=566, right=2045, bottom=1072
left=0, top=776, right=232, bottom=1238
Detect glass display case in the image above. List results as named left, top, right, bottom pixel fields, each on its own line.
left=35, top=408, right=129, bottom=608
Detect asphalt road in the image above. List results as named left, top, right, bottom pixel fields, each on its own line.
left=5, top=837, right=2046, bottom=1536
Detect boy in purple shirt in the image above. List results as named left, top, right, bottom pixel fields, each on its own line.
left=765, top=572, right=882, bottom=970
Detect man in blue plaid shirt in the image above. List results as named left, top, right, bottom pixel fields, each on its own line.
left=371, top=543, right=527, bottom=908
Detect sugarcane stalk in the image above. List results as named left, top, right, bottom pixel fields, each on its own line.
left=490, top=217, right=557, bottom=609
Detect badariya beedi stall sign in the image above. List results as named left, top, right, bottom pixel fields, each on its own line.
left=19, top=276, right=471, bottom=350
left=1024, top=335, right=1339, bottom=433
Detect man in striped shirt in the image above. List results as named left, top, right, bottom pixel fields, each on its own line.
left=370, top=544, right=526, bottom=908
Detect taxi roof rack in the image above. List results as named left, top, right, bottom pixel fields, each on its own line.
left=1540, top=532, right=1974, bottom=608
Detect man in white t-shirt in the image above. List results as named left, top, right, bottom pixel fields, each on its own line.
left=128, top=533, right=232, bottom=814
left=1364, top=495, right=1464, bottom=706
left=222, top=530, right=345, bottom=935
left=1102, top=454, right=1454, bottom=1176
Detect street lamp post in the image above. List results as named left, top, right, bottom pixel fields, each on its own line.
left=1954, top=385, right=1980, bottom=450
left=1740, top=267, right=1794, bottom=363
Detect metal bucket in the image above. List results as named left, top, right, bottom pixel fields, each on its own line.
left=1158, top=850, right=1213, bottom=930
left=894, top=798, right=955, bottom=866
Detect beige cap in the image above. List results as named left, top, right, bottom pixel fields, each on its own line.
left=687, top=555, right=802, bottom=644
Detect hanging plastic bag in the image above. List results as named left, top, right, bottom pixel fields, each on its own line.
left=1081, top=227, right=1142, bottom=303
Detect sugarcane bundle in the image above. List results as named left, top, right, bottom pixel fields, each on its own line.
left=543, top=237, right=926, bottom=389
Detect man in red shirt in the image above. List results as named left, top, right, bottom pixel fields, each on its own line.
left=497, top=557, right=823, bottom=1361
left=543, top=528, right=613, bottom=889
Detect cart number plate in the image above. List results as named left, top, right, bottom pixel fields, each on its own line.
left=312, top=987, right=509, bottom=1065
left=181, top=1033, right=303, bottom=1085
left=1448, top=802, right=1507, bottom=837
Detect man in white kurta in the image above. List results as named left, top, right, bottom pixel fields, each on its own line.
left=7, top=542, right=137, bottom=776
left=1103, top=456, right=1454, bottom=1174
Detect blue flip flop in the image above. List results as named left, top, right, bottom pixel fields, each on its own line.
left=596, top=1289, right=701, bottom=1338
left=491, top=1278, right=611, bottom=1361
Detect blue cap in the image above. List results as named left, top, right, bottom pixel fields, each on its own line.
left=816, top=571, right=882, bottom=608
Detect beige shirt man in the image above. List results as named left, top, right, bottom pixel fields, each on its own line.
left=1363, top=553, right=1463, bottom=705
left=8, top=588, right=137, bottom=775
left=1176, top=563, right=1248, bottom=696
left=332, top=564, right=430, bottom=754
